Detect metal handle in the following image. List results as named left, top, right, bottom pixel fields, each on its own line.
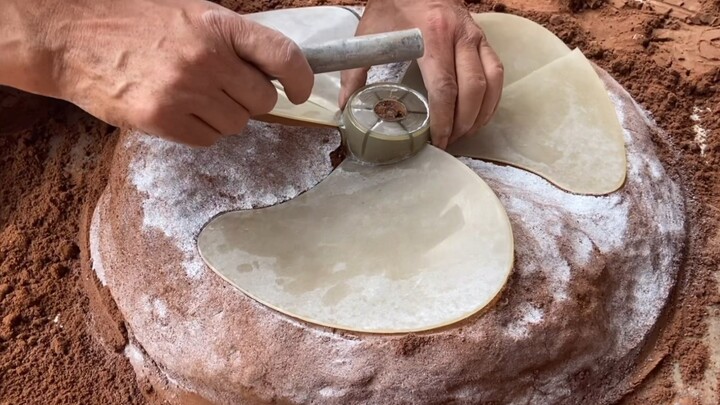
left=301, top=28, right=425, bottom=74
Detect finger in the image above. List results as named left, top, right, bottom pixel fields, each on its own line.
left=194, top=91, right=251, bottom=136
left=417, top=27, right=458, bottom=150
left=475, top=36, right=504, bottom=128
left=156, top=114, right=222, bottom=147
left=339, top=66, right=370, bottom=109
left=220, top=59, right=279, bottom=116
left=449, top=32, right=486, bottom=145
left=133, top=97, right=221, bottom=147
left=230, top=17, right=314, bottom=105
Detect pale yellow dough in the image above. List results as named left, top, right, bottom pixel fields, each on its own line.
left=445, top=49, right=627, bottom=194
left=197, top=146, right=515, bottom=333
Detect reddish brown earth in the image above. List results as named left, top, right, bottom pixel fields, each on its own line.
left=0, top=0, right=718, bottom=404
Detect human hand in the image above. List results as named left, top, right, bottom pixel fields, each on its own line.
left=339, top=0, right=504, bottom=149
left=7, top=0, right=313, bottom=146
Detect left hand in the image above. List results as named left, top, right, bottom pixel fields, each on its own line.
left=339, top=0, right=504, bottom=149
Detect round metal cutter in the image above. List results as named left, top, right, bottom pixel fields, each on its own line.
left=340, top=83, right=430, bottom=165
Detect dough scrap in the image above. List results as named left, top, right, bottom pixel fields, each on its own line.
left=445, top=49, right=627, bottom=194
left=197, top=146, right=514, bottom=333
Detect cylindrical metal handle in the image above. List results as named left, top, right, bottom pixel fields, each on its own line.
left=301, top=28, right=424, bottom=74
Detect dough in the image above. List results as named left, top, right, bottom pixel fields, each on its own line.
left=445, top=49, right=627, bottom=195
left=197, top=146, right=514, bottom=333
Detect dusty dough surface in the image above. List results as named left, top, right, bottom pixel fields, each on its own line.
left=0, top=1, right=718, bottom=404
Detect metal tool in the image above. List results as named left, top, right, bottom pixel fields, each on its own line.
left=340, top=82, right=430, bottom=165
left=300, top=28, right=424, bottom=74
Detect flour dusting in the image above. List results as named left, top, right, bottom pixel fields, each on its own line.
left=127, top=122, right=340, bottom=279
left=506, top=303, right=544, bottom=339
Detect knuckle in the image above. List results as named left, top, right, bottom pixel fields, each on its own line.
left=425, top=10, right=453, bottom=36
left=462, top=29, right=484, bottom=46
left=492, top=60, right=505, bottom=80
left=275, top=39, right=303, bottom=69
left=467, top=72, right=488, bottom=92
left=184, top=45, right=215, bottom=65
left=433, top=74, right=459, bottom=99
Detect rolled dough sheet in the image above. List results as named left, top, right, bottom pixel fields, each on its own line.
left=445, top=49, right=627, bottom=195
left=197, top=146, right=515, bottom=334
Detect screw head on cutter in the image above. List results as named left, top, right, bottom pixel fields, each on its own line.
left=340, top=83, right=430, bottom=165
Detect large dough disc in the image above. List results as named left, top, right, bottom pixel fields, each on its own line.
left=197, top=146, right=514, bottom=333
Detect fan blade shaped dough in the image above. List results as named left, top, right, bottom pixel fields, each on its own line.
left=445, top=49, right=627, bottom=195
left=197, top=146, right=514, bottom=334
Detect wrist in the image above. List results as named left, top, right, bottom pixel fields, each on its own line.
left=0, top=0, right=72, bottom=97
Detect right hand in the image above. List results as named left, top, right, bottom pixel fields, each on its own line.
left=44, top=0, right=313, bottom=146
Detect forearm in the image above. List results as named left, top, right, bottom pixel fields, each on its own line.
left=0, top=0, right=67, bottom=96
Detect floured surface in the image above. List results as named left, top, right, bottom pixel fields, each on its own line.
left=446, top=49, right=627, bottom=194
left=2, top=2, right=718, bottom=405
left=88, top=65, right=686, bottom=405
left=197, top=146, right=514, bottom=333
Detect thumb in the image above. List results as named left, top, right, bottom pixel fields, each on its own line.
left=203, top=9, right=314, bottom=104
left=339, top=67, right=370, bottom=109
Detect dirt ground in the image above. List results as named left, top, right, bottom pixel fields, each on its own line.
left=0, top=0, right=718, bottom=404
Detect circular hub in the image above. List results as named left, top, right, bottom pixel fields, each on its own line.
left=340, top=83, right=430, bottom=165
left=373, top=99, right=408, bottom=121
